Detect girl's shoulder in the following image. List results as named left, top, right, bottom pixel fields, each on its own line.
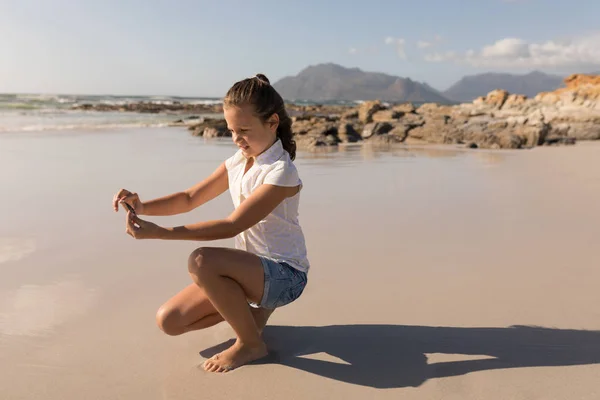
left=262, top=156, right=301, bottom=188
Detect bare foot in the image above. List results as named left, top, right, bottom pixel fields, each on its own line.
left=203, top=340, right=268, bottom=373
left=250, top=307, right=274, bottom=334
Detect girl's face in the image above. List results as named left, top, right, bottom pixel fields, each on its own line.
left=224, top=104, right=279, bottom=159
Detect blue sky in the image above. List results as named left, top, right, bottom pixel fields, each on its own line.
left=1, top=0, right=599, bottom=96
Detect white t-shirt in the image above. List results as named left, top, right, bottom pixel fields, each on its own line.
left=224, top=139, right=310, bottom=273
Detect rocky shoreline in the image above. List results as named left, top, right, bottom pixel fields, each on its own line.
left=73, top=74, right=600, bottom=150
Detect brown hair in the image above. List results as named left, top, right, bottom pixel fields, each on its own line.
left=223, top=73, right=296, bottom=160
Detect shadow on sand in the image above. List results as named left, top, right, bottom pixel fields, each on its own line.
left=200, top=324, right=600, bottom=389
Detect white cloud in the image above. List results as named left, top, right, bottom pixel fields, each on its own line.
left=424, top=33, right=600, bottom=68
left=385, top=36, right=406, bottom=59
left=348, top=46, right=378, bottom=56
left=417, top=35, right=443, bottom=49
left=424, top=51, right=457, bottom=62
left=481, top=38, right=530, bottom=58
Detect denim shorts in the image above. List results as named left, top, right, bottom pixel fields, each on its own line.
left=250, top=256, right=308, bottom=310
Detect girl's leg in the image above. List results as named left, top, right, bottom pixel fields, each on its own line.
left=156, top=285, right=275, bottom=336
left=156, top=284, right=223, bottom=336
left=187, top=246, right=271, bottom=373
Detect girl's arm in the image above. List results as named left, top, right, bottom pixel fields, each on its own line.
left=158, top=183, right=299, bottom=240
left=142, top=162, right=229, bottom=216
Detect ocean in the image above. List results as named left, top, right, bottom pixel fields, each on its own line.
left=0, top=93, right=225, bottom=133
left=0, top=93, right=361, bottom=133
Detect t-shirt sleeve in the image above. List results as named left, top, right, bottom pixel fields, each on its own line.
left=263, top=163, right=301, bottom=187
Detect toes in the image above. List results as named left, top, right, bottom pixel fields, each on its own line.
left=203, top=357, right=232, bottom=373
left=205, top=362, right=219, bottom=373
left=203, top=359, right=217, bottom=372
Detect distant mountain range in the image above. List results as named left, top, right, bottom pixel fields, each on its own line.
left=442, top=71, right=564, bottom=102
left=273, top=63, right=450, bottom=103
left=272, top=63, right=586, bottom=104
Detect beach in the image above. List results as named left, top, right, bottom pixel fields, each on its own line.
left=1, top=127, right=600, bottom=399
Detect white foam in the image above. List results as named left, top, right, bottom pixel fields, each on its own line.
left=0, top=121, right=174, bottom=133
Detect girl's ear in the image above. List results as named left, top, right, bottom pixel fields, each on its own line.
left=267, top=113, right=279, bottom=133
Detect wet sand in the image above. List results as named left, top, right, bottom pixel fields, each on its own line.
left=1, top=128, right=600, bottom=399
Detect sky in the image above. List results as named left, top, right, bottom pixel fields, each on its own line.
left=1, top=0, right=600, bottom=97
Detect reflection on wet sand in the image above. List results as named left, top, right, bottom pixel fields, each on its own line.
left=298, top=143, right=513, bottom=169
left=0, top=278, right=97, bottom=336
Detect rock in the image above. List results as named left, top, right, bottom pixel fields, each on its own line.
left=544, top=136, right=577, bottom=146
left=203, top=127, right=227, bottom=138
left=388, top=125, right=409, bottom=141
left=535, top=91, right=560, bottom=105
left=358, top=100, right=386, bottom=123
left=188, top=118, right=229, bottom=137
left=393, top=103, right=416, bottom=114
left=287, top=104, right=350, bottom=118
left=520, top=125, right=549, bottom=147
left=564, top=73, right=600, bottom=88
left=292, top=119, right=337, bottom=137
left=416, top=102, right=455, bottom=117
left=536, top=73, right=600, bottom=110
left=503, top=94, right=528, bottom=108
left=564, top=123, right=600, bottom=140
left=476, top=89, right=510, bottom=109
left=362, top=122, right=394, bottom=139
left=398, top=112, right=426, bottom=127
left=292, top=115, right=312, bottom=122
left=372, top=109, right=404, bottom=122
left=310, top=115, right=340, bottom=122
left=295, top=134, right=339, bottom=149
left=459, top=116, right=549, bottom=149
left=472, top=96, right=486, bottom=107
left=383, top=113, right=425, bottom=141
left=338, top=123, right=362, bottom=143
left=341, top=109, right=359, bottom=120
left=408, top=117, right=462, bottom=145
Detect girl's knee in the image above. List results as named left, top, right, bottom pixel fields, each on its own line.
left=188, top=247, right=218, bottom=281
left=155, top=304, right=184, bottom=336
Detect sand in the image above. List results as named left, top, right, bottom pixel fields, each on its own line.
left=1, top=128, right=600, bottom=399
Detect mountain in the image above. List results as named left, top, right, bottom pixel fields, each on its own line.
left=273, top=63, right=451, bottom=103
left=443, top=71, right=564, bottom=102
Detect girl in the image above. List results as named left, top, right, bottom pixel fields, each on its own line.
left=112, top=74, right=309, bottom=373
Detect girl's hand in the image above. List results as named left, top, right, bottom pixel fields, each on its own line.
left=113, top=189, right=145, bottom=215
left=125, top=211, right=165, bottom=239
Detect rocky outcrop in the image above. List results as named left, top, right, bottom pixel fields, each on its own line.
left=289, top=73, right=599, bottom=150
left=358, top=101, right=385, bottom=123
left=337, top=123, right=362, bottom=143
left=71, top=72, right=599, bottom=151
left=188, top=118, right=229, bottom=137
